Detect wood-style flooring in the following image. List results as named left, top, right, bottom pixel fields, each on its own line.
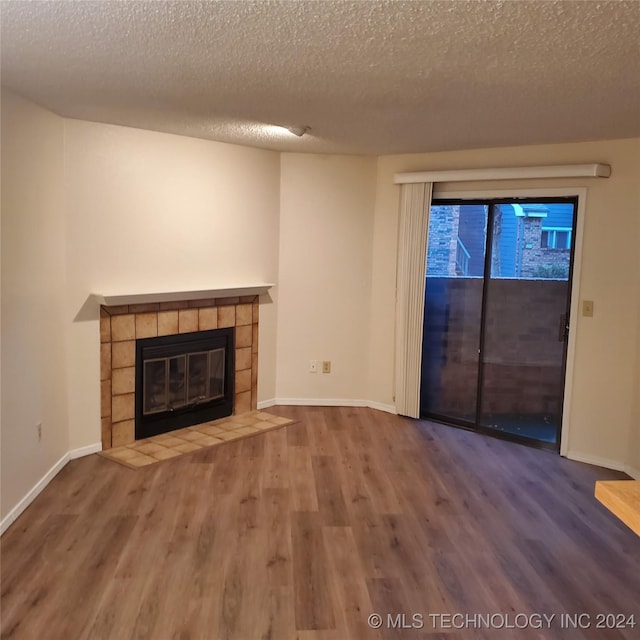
left=1, top=406, right=638, bottom=640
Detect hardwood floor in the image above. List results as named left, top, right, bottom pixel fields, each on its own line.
left=1, top=406, right=638, bottom=639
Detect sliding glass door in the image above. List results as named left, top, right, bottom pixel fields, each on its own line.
left=421, top=204, right=488, bottom=422
left=420, top=198, right=577, bottom=449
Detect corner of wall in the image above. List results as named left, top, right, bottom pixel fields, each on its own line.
left=275, top=153, right=377, bottom=401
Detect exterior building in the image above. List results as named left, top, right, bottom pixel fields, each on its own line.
left=427, top=203, right=574, bottom=279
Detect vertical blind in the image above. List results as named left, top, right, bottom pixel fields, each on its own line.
left=395, top=182, right=433, bottom=417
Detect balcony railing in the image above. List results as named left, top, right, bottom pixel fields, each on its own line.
left=455, top=237, right=471, bottom=276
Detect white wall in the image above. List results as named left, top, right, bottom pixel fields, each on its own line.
left=2, top=90, right=638, bottom=526
left=276, top=154, right=376, bottom=402
left=63, top=120, right=281, bottom=449
left=1, top=91, right=69, bottom=520
left=628, top=241, right=640, bottom=478
left=370, top=138, right=640, bottom=471
left=629, top=337, right=640, bottom=478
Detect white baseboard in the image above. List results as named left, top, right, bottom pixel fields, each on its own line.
left=70, top=442, right=102, bottom=459
left=268, top=397, right=398, bottom=414
left=366, top=400, right=398, bottom=415
left=0, top=452, right=69, bottom=536
left=565, top=451, right=627, bottom=473
left=1, top=442, right=101, bottom=536
left=274, top=397, right=369, bottom=407
left=624, top=465, right=640, bottom=480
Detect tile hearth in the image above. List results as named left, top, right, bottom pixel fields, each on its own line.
left=101, top=410, right=293, bottom=469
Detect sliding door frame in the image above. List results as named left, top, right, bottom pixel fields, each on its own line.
left=428, top=187, right=587, bottom=457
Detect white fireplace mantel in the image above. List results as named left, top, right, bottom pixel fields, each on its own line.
left=93, top=283, right=274, bottom=307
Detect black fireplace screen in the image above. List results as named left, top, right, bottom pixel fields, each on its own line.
left=143, top=348, right=225, bottom=415
left=135, top=328, right=234, bottom=439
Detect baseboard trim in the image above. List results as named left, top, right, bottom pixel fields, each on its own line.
left=1, top=442, right=102, bottom=536
left=0, top=452, right=69, bottom=535
left=365, top=400, right=398, bottom=415
left=70, top=442, right=102, bottom=459
left=624, top=465, right=640, bottom=480
left=257, top=399, right=277, bottom=410
left=565, top=451, right=627, bottom=474
left=271, top=398, right=398, bottom=414
left=274, top=397, right=369, bottom=407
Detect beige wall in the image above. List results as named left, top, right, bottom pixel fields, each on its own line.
left=3, top=89, right=638, bottom=525
left=277, top=154, right=376, bottom=402
left=628, top=245, right=640, bottom=476
left=370, top=138, right=640, bottom=471
left=1, top=91, right=69, bottom=519
left=629, top=340, right=640, bottom=476
left=63, top=120, right=281, bottom=449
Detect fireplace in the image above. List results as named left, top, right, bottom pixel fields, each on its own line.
left=100, top=294, right=260, bottom=449
left=135, top=328, right=235, bottom=439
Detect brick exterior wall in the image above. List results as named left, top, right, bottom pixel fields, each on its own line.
left=427, top=205, right=459, bottom=276
left=428, top=207, right=571, bottom=279
left=521, top=218, right=571, bottom=278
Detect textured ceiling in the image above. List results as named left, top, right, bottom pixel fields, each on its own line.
left=1, top=0, right=639, bottom=155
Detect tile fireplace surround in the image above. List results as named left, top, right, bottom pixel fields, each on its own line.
left=100, top=296, right=259, bottom=449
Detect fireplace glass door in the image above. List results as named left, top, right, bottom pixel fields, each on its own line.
left=143, top=349, right=226, bottom=416
left=136, top=329, right=234, bottom=439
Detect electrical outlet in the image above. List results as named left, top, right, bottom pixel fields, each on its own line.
left=36, top=422, right=42, bottom=441
left=322, top=361, right=331, bottom=374
left=309, top=359, right=318, bottom=373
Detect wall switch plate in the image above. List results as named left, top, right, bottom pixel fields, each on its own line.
left=582, top=300, right=594, bottom=317
left=309, top=360, right=318, bottom=373
left=322, top=361, right=331, bottom=374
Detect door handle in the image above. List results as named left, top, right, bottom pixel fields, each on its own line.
left=558, top=313, right=569, bottom=341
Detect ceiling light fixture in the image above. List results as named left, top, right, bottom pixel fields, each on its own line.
left=286, top=125, right=311, bottom=137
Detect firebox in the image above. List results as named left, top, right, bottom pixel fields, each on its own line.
left=135, top=328, right=235, bottom=439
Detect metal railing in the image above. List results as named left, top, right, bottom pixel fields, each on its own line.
left=455, top=237, right=471, bottom=276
